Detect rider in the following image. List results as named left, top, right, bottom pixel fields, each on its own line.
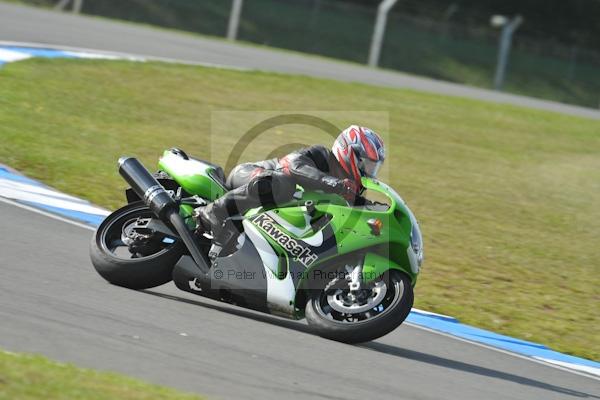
left=195, top=125, right=385, bottom=255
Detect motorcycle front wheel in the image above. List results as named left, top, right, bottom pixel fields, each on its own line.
left=90, top=201, right=184, bottom=289
left=305, top=270, right=413, bottom=343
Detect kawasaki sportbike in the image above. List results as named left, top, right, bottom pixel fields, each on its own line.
left=90, top=148, right=424, bottom=343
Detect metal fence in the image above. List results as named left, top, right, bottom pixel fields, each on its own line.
left=26, top=0, right=600, bottom=108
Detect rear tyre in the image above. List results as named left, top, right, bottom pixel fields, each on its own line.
left=305, top=270, right=413, bottom=343
left=90, top=202, right=185, bottom=289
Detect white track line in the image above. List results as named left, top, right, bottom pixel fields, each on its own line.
left=1, top=193, right=598, bottom=381
left=0, top=40, right=249, bottom=71
left=0, top=196, right=96, bottom=231
left=404, top=322, right=600, bottom=381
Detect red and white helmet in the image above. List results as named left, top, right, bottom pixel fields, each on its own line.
left=332, top=125, right=385, bottom=184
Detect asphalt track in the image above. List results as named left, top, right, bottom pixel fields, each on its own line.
left=0, top=2, right=600, bottom=120
left=1, top=200, right=599, bottom=400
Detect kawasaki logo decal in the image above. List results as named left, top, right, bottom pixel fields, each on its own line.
left=251, top=214, right=318, bottom=267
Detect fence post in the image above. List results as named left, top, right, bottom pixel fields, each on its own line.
left=54, top=0, right=70, bottom=11
left=72, top=0, right=83, bottom=14
left=492, top=15, right=523, bottom=90
left=368, top=0, right=399, bottom=67
left=227, top=0, right=244, bottom=41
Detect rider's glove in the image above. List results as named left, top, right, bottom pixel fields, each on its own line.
left=336, top=178, right=360, bottom=202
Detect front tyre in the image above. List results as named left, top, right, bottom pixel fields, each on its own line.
left=90, top=202, right=184, bottom=289
left=305, top=270, right=413, bottom=343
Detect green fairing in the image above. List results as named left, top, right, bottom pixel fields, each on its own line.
left=273, top=208, right=307, bottom=230
left=250, top=178, right=420, bottom=292
left=157, top=150, right=226, bottom=201
left=362, top=252, right=415, bottom=286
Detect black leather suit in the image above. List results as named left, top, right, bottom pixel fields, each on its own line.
left=209, top=145, right=354, bottom=222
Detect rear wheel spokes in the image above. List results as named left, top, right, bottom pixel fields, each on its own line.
left=108, top=239, right=126, bottom=249
left=107, top=239, right=139, bottom=259
left=101, top=209, right=178, bottom=260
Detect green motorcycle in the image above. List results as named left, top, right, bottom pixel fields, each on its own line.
left=90, top=148, right=423, bottom=343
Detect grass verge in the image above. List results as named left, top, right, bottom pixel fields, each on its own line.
left=0, top=350, right=202, bottom=400
left=0, top=58, right=599, bottom=360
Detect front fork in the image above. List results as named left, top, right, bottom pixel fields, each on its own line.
left=324, top=264, right=365, bottom=293
left=347, top=264, right=366, bottom=303
left=348, top=264, right=364, bottom=292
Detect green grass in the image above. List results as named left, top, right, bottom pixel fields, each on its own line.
left=0, top=350, right=203, bottom=400
left=1, top=58, right=599, bottom=361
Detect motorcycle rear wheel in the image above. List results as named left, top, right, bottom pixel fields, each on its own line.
left=90, top=201, right=184, bottom=289
left=305, top=270, right=413, bottom=343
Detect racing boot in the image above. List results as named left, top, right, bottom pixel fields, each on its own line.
left=194, top=203, right=222, bottom=237
left=193, top=203, right=239, bottom=261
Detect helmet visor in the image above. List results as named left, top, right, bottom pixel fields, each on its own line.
left=359, top=158, right=383, bottom=178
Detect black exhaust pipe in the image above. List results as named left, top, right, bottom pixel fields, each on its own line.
left=118, top=157, right=210, bottom=275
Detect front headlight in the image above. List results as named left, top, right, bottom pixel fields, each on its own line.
left=410, top=222, right=424, bottom=267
